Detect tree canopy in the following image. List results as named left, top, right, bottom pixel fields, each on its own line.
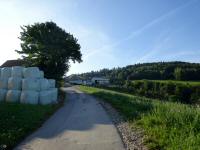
left=16, top=21, right=82, bottom=80
left=68, top=61, right=200, bottom=84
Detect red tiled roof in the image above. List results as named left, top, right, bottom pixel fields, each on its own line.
left=1, top=59, right=25, bottom=67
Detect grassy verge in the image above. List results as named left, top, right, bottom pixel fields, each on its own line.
left=0, top=89, right=66, bottom=150
left=79, top=85, right=200, bottom=150
left=147, top=80, right=200, bottom=86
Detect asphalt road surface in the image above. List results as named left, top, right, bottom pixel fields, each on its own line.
left=15, top=86, right=125, bottom=150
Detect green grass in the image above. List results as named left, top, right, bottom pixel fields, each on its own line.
left=137, top=80, right=200, bottom=86
left=0, top=103, right=61, bottom=150
left=79, top=85, right=200, bottom=150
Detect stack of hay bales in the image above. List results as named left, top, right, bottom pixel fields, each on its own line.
left=0, top=66, right=57, bottom=105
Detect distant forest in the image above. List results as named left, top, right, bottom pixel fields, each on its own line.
left=68, top=61, right=200, bottom=84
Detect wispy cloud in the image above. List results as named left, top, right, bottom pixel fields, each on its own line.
left=134, top=22, right=190, bottom=64
left=164, top=50, right=200, bottom=59
left=135, top=34, right=171, bottom=63
left=84, top=0, right=198, bottom=60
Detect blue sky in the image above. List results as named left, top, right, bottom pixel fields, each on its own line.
left=0, top=0, right=200, bottom=75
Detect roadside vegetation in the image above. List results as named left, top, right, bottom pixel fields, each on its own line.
left=79, top=85, right=200, bottom=150
left=122, top=79, right=200, bottom=104
left=148, top=80, right=200, bottom=85
left=0, top=89, right=66, bottom=150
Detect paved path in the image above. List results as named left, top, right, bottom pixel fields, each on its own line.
left=15, top=86, right=125, bottom=150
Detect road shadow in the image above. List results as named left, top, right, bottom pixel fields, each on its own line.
left=15, top=87, right=114, bottom=149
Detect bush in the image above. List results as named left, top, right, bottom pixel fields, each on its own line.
left=56, top=79, right=65, bottom=88
left=102, top=80, right=200, bottom=104
left=175, top=85, right=192, bottom=103
left=130, top=80, right=200, bottom=104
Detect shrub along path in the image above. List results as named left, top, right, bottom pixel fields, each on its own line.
left=15, top=86, right=124, bottom=150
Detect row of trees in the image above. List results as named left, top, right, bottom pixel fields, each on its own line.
left=70, top=62, right=200, bottom=84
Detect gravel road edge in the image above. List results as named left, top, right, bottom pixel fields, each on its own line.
left=97, top=99, right=148, bottom=150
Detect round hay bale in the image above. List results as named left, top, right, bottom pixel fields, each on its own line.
left=39, top=88, right=58, bottom=105
left=22, top=78, right=40, bottom=91
left=40, top=79, right=50, bottom=91
left=0, top=89, right=7, bottom=102
left=1, top=67, right=11, bottom=78
left=49, top=88, right=58, bottom=103
left=0, top=78, right=8, bottom=89
left=12, top=66, right=24, bottom=77
left=20, top=91, right=39, bottom=104
left=39, top=71, right=44, bottom=78
left=23, top=67, right=40, bottom=78
left=8, top=77, right=22, bottom=90
left=39, top=90, right=52, bottom=105
left=6, top=90, right=21, bottom=103
left=48, top=79, right=56, bottom=88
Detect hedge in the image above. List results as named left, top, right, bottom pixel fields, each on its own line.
left=98, top=80, right=200, bottom=104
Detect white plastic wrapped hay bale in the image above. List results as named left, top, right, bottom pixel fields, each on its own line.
left=20, top=91, right=39, bottom=104
left=39, top=90, right=52, bottom=105
left=40, top=78, right=50, bottom=91
left=49, top=88, right=58, bottom=103
left=12, top=66, right=24, bottom=77
left=1, top=67, right=11, bottom=78
left=39, top=71, right=44, bottom=78
left=23, top=67, right=40, bottom=78
left=8, top=77, right=22, bottom=90
left=0, top=78, right=8, bottom=89
left=22, top=78, right=40, bottom=91
left=39, top=88, right=58, bottom=105
left=6, top=90, right=21, bottom=103
left=48, top=79, right=56, bottom=88
left=0, top=89, right=7, bottom=102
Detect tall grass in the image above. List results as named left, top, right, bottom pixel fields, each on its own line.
left=79, top=86, right=200, bottom=150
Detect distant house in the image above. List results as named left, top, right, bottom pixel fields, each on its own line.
left=69, top=80, right=83, bottom=85
left=1, top=59, right=25, bottom=67
left=91, top=77, right=109, bottom=85
left=83, top=80, right=92, bottom=86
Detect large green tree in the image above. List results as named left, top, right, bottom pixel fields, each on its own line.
left=16, top=21, right=82, bottom=80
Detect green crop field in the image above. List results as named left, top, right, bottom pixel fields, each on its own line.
left=79, top=85, right=200, bottom=150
